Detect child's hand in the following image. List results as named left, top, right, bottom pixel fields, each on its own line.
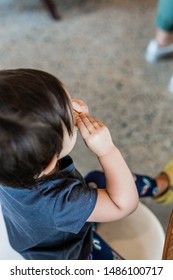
left=72, top=99, right=89, bottom=115
left=76, top=114, right=114, bottom=157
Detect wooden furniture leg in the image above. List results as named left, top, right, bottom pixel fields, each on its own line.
left=162, top=210, right=173, bottom=260
left=42, top=0, right=61, bottom=20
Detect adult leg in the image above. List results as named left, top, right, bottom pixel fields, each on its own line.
left=156, top=0, right=173, bottom=34
left=145, top=0, right=173, bottom=62
left=155, top=0, right=173, bottom=46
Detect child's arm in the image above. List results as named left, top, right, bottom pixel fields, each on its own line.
left=76, top=114, right=139, bottom=223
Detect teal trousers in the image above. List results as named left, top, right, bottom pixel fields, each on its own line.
left=155, top=0, right=173, bottom=31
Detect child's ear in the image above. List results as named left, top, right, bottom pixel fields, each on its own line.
left=38, top=155, right=58, bottom=178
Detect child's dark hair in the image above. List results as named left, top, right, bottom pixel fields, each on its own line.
left=0, top=69, right=74, bottom=189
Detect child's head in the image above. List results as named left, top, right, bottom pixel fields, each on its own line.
left=0, top=68, right=77, bottom=189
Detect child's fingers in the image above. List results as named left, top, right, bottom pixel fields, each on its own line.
left=80, top=114, right=105, bottom=129
left=86, top=117, right=100, bottom=130
left=73, top=110, right=80, bottom=125
left=77, top=114, right=100, bottom=133
left=87, top=116, right=105, bottom=128
left=76, top=113, right=106, bottom=136
left=76, top=114, right=113, bottom=155
left=78, top=114, right=96, bottom=133
left=76, top=116, right=90, bottom=138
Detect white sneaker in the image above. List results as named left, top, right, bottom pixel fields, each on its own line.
left=145, top=40, right=173, bottom=63
left=168, top=75, right=173, bottom=94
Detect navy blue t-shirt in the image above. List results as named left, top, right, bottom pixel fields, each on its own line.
left=0, top=156, right=97, bottom=259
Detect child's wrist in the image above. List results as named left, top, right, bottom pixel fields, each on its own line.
left=97, top=145, right=116, bottom=158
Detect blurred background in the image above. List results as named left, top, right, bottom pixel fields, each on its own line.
left=0, top=0, right=173, bottom=232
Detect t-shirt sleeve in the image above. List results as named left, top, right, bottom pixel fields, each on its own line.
left=53, top=178, right=97, bottom=234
